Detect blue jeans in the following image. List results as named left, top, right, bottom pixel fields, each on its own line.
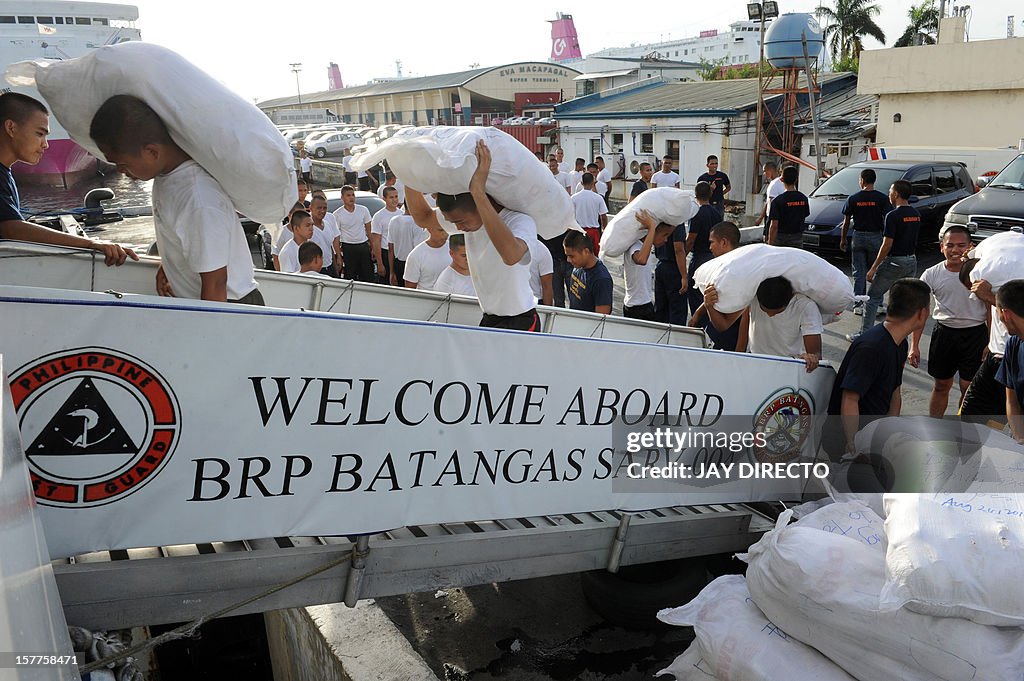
left=851, top=231, right=883, bottom=297
left=861, top=255, right=917, bottom=333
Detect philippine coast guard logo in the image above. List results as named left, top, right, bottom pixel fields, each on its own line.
left=752, top=389, right=813, bottom=463
left=10, top=348, right=180, bottom=508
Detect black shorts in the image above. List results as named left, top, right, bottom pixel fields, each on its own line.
left=480, top=309, right=540, bottom=332
left=960, top=353, right=1006, bottom=423
left=623, top=302, right=657, bottom=321
left=928, top=323, right=988, bottom=381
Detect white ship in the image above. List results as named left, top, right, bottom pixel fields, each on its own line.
left=0, top=1, right=141, bottom=187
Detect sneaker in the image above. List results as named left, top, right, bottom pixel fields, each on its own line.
left=877, top=305, right=887, bottom=317
left=845, top=332, right=862, bottom=342
left=854, top=306, right=864, bottom=316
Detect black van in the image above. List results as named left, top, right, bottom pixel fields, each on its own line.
left=943, top=153, right=1024, bottom=240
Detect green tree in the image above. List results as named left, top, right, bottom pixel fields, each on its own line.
left=697, top=57, right=729, bottom=81
left=894, top=0, right=939, bottom=47
left=832, top=55, right=860, bottom=72
left=816, top=0, right=886, bottom=62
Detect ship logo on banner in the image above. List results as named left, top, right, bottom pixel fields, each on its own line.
left=751, top=389, right=814, bottom=464
left=10, top=348, right=180, bottom=508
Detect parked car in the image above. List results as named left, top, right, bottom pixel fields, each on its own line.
left=307, top=133, right=364, bottom=158
left=943, top=153, right=1024, bottom=241
left=802, top=160, right=975, bottom=253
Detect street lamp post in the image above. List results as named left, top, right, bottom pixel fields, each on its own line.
left=290, top=63, right=303, bottom=105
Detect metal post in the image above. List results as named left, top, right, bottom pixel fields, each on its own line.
left=290, top=63, right=303, bottom=105
left=937, top=0, right=946, bottom=42
left=802, top=33, right=823, bottom=185
left=752, top=11, right=766, bottom=205
left=606, top=514, right=632, bottom=573
left=343, top=535, right=371, bottom=607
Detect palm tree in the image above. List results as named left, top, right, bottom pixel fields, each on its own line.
left=894, top=0, right=940, bottom=47
left=816, top=0, right=887, bottom=62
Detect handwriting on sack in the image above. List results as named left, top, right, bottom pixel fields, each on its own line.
left=941, top=496, right=1024, bottom=518
left=821, top=510, right=883, bottom=546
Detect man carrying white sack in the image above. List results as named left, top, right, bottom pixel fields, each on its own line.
left=406, top=140, right=539, bottom=332
left=703, top=275, right=822, bottom=372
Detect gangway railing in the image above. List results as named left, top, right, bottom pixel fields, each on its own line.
left=0, top=241, right=707, bottom=348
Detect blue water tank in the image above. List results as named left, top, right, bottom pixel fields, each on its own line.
left=764, top=13, right=824, bottom=69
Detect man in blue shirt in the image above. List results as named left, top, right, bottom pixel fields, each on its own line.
left=628, top=162, right=653, bottom=203
left=563, top=230, right=612, bottom=314
left=0, top=92, right=135, bottom=265
left=995, top=279, right=1024, bottom=443
left=653, top=216, right=688, bottom=325
left=839, top=168, right=892, bottom=300
left=684, top=181, right=723, bottom=317
left=696, top=154, right=731, bottom=210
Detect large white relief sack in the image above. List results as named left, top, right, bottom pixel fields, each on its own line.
left=600, top=187, right=697, bottom=257
left=349, top=126, right=578, bottom=240
left=656, top=640, right=721, bottom=681
left=969, top=230, right=1024, bottom=288
left=6, top=42, right=295, bottom=224
left=693, top=244, right=854, bottom=316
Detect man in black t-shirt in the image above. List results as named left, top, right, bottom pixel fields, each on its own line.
left=840, top=168, right=892, bottom=299
left=628, top=162, right=653, bottom=203
left=766, top=166, right=809, bottom=248
left=564, top=230, right=613, bottom=314
left=696, top=154, right=730, bottom=210
left=0, top=92, right=136, bottom=265
left=852, top=179, right=921, bottom=339
left=827, top=278, right=931, bottom=460
left=684, top=181, right=724, bottom=317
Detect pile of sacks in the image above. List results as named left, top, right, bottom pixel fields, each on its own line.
left=656, top=493, right=1024, bottom=681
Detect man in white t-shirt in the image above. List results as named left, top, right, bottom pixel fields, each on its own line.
left=298, top=241, right=332, bottom=278
left=406, top=140, right=539, bottom=331
left=387, top=210, right=427, bottom=286
left=705, top=276, right=823, bottom=372
left=912, top=226, right=988, bottom=417
left=332, top=186, right=374, bottom=281
left=299, top=149, right=313, bottom=183
left=90, top=94, right=261, bottom=304
left=571, top=173, right=609, bottom=256
left=651, top=156, right=680, bottom=189
left=528, top=238, right=554, bottom=306
left=434, top=234, right=477, bottom=297
left=341, top=150, right=356, bottom=185
left=376, top=171, right=406, bottom=205
left=574, top=162, right=607, bottom=196
left=555, top=147, right=570, bottom=175
left=621, top=210, right=672, bottom=321
left=371, top=187, right=403, bottom=284
left=547, top=155, right=572, bottom=194
left=308, top=194, right=341, bottom=277
left=758, top=161, right=785, bottom=230
left=567, top=157, right=586, bottom=193
left=404, top=222, right=450, bottom=290
left=278, top=209, right=314, bottom=274
left=595, top=156, right=612, bottom=187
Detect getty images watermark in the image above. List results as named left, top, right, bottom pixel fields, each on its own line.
left=623, top=427, right=830, bottom=481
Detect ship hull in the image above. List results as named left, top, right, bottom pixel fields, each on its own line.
left=11, top=138, right=99, bottom=188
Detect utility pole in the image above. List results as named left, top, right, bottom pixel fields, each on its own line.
left=802, top=33, right=823, bottom=184
left=290, top=63, right=303, bottom=105
left=937, top=0, right=947, bottom=42
left=752, top=9, right=767, bottom=204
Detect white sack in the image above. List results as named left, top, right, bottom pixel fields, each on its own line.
left=349, top=126, right=577, bottom=240
left=656, top=641, right=720, bottom=681
left=659, top=575, right=856, bottom=681
left=793, top=500, right=887, bottom=552
left=882, top=492, right=1024, bottom=626
left=744, top=510, right=1024, bottom=681
left=600, top=187, right=697, bottom=257
left=969, top=230, right=1024, bottom=288
left=693, top=244, right=854, bottom=315
left=6, top=43, right=295, bottom=224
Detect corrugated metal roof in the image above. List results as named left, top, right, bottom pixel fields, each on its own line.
left=573, top=69, right=637, bottom=81
left=259, top=62, right=581, bottom=108
left=556, top=71, right=855, bottom=118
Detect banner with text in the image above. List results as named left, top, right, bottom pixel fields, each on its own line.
left=0, top=290, right=835, bottom=558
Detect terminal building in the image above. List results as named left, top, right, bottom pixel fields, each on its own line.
left=258, top=62, right=581, bottom=127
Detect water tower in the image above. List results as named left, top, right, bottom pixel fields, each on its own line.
left=760, top=13, right=825, bottom=161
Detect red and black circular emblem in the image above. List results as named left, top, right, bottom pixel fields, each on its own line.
left=752, top=389, right=813, bottom=464
left=10, top=348, right=180, bottom=508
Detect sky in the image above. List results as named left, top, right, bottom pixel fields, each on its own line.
left=129, top=0, right=1020, bottom=103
